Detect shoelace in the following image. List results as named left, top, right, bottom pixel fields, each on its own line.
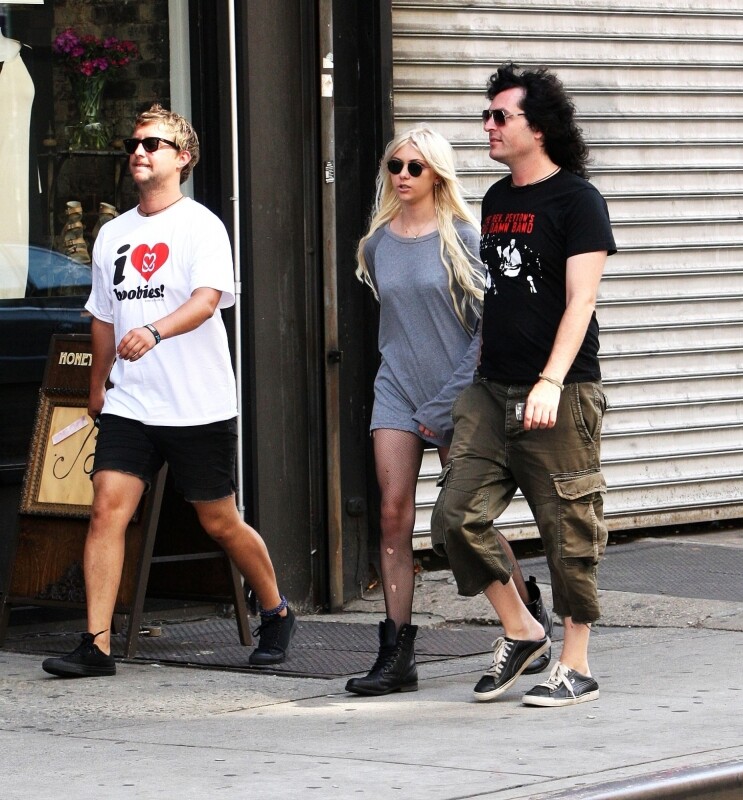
left=370, top=646, right=397, bottom=674
left=485, top=637, right=512, bottom=677
left=72, top=637, right=96, bottom=657
left=538, top=662, right=575, bottom=697
left=251, top=615, right=285, bottom=648
left=70, top=630, right=107, bottom=658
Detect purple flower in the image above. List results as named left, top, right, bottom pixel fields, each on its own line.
left=53, top=27, right=139, bottom=77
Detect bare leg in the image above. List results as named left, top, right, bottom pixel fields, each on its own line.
left=84, top=470, right=146, bottom=654
left=558, top=618, right=591, bottom=675
left=483, top=578, right=545, bottom=640
left=372, top=429, right=425, bottom=629
left=193, top=496, right=285, bottom=616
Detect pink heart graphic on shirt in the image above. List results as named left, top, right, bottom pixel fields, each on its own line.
left=131, top=243, right=169, bottom=281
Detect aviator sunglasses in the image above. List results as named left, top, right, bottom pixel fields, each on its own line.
left=481, top=109, right=527, bottom=126
left=387, top=158, right=427, bottom=178
left=123, top=136, right=181, bottom=155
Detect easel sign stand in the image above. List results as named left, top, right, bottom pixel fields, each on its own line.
left=0, top=334, right=251, bottom=656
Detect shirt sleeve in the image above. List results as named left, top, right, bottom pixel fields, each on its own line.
left=565, top=186, right=617, bottom=258
left=412, top=323, right=481, bottom=438
left=412, top=220, right=484, bottom=438
left=188, top=208, right=236, bottom=309
left=84, top=237, right=114, bottom=323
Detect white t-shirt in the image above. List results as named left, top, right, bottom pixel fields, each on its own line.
left=86, top=197, right=239, bottom=426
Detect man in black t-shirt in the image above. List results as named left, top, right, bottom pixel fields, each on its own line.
left=432, top=63, right=616, bottom=708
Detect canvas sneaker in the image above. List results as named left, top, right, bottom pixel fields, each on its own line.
left=522, top=662, right=599, bottom=707
left=248, top=606, right=297, bottom=665
left=473, top=635, right=551, bottom=702
left=42, top=631, right=116, bottom=678
left=523, top=576, right=553, bottom=675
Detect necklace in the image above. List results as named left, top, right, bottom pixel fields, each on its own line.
left=400, top=217, right=435, bottom=239
left=511, top=166, right=560, bottom=188
left=138, top=194, right=185, bottom=217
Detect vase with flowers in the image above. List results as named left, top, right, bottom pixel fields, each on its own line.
left=53, top=28, right=139, bottom=150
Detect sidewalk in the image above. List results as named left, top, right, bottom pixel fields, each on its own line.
left=1, top=530, right=742, bottom=800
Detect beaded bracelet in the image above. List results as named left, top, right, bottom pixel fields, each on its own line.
left=538, top=372, right=564, bottom=391
left=260, top=595, right=288, bottom=617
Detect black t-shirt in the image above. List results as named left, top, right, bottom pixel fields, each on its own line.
left=479, top=169, right=616, bottom=384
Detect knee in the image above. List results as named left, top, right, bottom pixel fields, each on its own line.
left=196, top=504, right=236, bottom=543
left=379, top=495, right=414, bottom=530
left=89, top=493, right=134, bottom=534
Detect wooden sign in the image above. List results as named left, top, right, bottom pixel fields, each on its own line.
left=0, top=333, right=251, bottom=655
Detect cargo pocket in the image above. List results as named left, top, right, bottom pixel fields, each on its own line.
left=552, top=471, right=608, bottom=563
left=430, top=462, right=452, bottom=556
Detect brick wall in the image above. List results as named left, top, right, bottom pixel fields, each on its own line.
left=53, top=0, right=171, bottom=145
left=51, top=0, right=171, bottom=241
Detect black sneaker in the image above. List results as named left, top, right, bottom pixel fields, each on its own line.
left=473, top=635, right=550, bottom=702
left=523, top=576, right=553, bottom=675
left=522, top=662, right=599, bottom=707
left=42, top=631, right=116, bottom=678
left=248, top=607, right=297, bottom=665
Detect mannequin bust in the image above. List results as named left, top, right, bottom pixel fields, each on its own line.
left=0, top=28, right=22, bottom=62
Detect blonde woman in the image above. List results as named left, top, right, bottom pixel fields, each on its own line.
left=346, top=126, right=485, bottom=695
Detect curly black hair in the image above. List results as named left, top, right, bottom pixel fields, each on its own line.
left=486, top=63, right=589, bottom=178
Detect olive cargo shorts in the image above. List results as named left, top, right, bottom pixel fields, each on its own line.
left=431, top=378, right=608, bottom=624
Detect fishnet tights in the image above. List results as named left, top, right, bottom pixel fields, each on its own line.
left=373, top=429, right=448, bottom=629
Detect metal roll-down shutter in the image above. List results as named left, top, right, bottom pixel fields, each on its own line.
left=389, top=1, right=743, bottom=547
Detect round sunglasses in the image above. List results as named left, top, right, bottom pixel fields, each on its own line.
left=387, top=158, right=428, bottom=178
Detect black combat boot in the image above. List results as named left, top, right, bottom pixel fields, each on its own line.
left=346, top=618, right=418, bottom=696
left=523, top=575, right=553, bottom=675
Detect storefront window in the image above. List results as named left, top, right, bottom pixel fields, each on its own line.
left=0, top=0, right=172, bottom=480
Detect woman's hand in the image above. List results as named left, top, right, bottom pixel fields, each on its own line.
left=418, top=423, right=438, bottom=439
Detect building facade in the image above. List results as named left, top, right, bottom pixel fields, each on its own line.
left=1, top=1, right=741, bottom=613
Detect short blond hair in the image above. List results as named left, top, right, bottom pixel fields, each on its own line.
left=134, top=103, right=200, bottom=183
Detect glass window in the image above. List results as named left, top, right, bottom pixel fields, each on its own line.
left=0, top=0, right=173, bottom=480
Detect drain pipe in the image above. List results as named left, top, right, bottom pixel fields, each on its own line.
left=318, top=0, right=344, bottom=611
left=227, top=0, right=245, bottom=517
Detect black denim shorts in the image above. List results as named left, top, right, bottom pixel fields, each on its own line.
left=93, top=414, right=238, bottom=502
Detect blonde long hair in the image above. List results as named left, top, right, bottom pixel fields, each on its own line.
left=356, top=125, right=484, bottom=332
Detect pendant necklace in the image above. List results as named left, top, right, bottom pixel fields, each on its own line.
left=138, top=194, right=185, bottom=217
left=401, top=217, right=435, bottom=239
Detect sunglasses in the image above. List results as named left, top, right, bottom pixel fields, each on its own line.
left=387, top=158, right=427, bottom=178
left=123, top=136, right=180, bottom=155
left=481, top=109, right=527, bottom=126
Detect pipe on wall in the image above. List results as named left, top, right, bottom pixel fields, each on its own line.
left=318, top=0, right=343, bottom=611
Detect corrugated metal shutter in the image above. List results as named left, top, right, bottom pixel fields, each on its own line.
left=389, top=1, right=743, bottom=547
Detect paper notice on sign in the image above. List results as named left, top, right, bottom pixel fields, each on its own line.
left=51, top=415, right=89, bottom=445
left=321, top=74, right=333, bottom=97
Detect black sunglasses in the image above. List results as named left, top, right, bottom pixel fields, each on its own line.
left=481, top=109, right=527, bottom=126
left=387, top=158, right=427, bottom=178
left=123, top=136, right=180, bottom=155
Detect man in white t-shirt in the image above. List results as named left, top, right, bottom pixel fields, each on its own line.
left=42, top=105, right=295, bottom=678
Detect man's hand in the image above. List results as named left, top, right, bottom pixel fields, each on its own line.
left=87, top=386, right=107, bottom=420
left=524, top=380, right=561, bottom=430
left=117, top=326, right=158, bottom=362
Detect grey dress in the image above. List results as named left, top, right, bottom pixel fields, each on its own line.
left=364, top=220, right=483, bottom=448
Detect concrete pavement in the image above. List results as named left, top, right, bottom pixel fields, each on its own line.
left=1, top=530, right=742, bottom=799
